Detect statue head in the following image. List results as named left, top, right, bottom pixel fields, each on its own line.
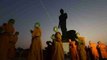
left=60, top=8, right=64, bottom=14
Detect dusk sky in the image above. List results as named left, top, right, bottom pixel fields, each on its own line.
left=0, top=0, right=107, bottom=49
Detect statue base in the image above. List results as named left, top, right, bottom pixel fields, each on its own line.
left=62, top=42, right=69, bottom=54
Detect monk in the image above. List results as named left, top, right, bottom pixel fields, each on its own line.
left=2, top=19, right=15, bottom=34
left=28, top=22, right=43, bottom=60
left=69, top=39, right=79, bottom=60
left=97, top=41, right=107, bottom=59
left=51, top=32, right=64, bottom=60
left=0, top=26, right=9, bottom=60
left=0, top=19, right=15, bottom=60
left=89, top=41, right=99, bottom=60
left=77, top=36, right=87, bottom=60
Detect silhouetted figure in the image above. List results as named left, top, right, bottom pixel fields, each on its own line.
left=67, top=30, right=77, bottom=40
left=45, top=41, right=52, bottom=60
left=58, top=9, right=67, bottom=40
left=97, top=41, right=102, bottom=60
left=85, top=46, right=90, bottom=60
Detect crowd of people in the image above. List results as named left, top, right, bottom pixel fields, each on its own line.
left=0, top=19, right=107, bottom=60
left=44, top=30, right=107, bottom=60
left=68, top=35, right=107, bottom=60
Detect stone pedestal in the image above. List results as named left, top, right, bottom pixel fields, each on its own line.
left=62, top=42, right=69, bottom=54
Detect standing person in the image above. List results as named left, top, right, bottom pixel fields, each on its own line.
left=69, top=39, right=79, bottom=60
left=77, top=36, right=87, bottom=60
left=6, top=19, right=16, bottom=60
left=28, top=22, right=43, bottom=60
left=2, top=19, right=15, bottom=34
left=89, top=41, right=99, bottom=60
left=45, top=41, right=52, bottom=60
left=97, top=41, right=107, bottom=60
left=0, top=25, right=10, bottom=60
left=0, top=19, right=15, bottom=60
left=58, top=9, right=67, bottom=40
left=51, top=32, right=64, bottom=60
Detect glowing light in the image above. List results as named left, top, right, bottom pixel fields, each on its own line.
left=34, top=22, right=40, bottom=28
left=53, top=26, right=58, bottom=32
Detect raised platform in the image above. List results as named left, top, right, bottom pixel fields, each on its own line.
left=62, top=42, right=69, bottom=54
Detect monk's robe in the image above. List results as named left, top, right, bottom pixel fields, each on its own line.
left=52, top=32, right=64, bottom=60
left=0, top=22, right=15, bottom=60
left=78, top=37, right=87, bottom=60
left=28, top=27, right=43, bottom=60
left=0, top=23, right=15, bottom=60
left=3, top=23, right=15, bottom=60
left=97, top=42, right=107, bottom=59
left=0, top=33, right=10, bottom=60
left=89, top=42, right=99, bottom=60
left=69, top=40, right=79, bottom=60
left=8, top=33, right=18, bottom=60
